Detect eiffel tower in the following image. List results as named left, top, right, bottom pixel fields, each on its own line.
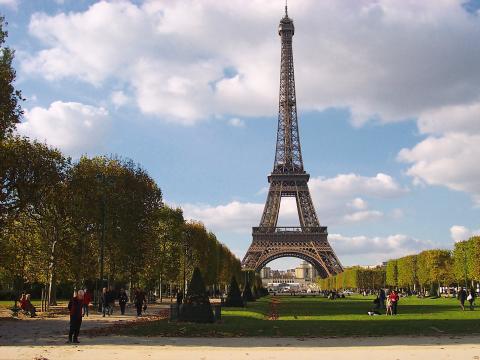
left=242, top=5, right=343, bottom=278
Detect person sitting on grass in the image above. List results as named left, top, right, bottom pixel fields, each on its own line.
left=19, top=293, right=27, bottom=311
left=368, top=296, right=381, bottom=316
left=24, top=294, right=36, bottom=317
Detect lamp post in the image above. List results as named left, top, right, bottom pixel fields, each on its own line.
left=182, top=231, right=189, bottom=300
left=95, top=173, right=113, bottom=312
left=463, top=242, right=468, bottom=289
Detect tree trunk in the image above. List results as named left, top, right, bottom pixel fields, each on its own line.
left=48, top=272, right=57, bottom=306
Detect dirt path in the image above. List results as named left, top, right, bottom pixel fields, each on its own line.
left=1, top=336, right=480, bottom=360
left=0, top=303, right=169, bottom=346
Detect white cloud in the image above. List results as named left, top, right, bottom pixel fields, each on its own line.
left=330, top=233, right=434, bottom=265
left=343, top=210, right=383, bottom=223
left=228, top=118, right=245, bottom=128
left=348, top=197, right=368, bottom=210
left=17, top=101, right=109, bottom=156
left=417, top=103, right=480, bottom=135
left=0, top=0, right=18, bottom=8
left=21, top=0, right=480, bottom=125
left=450, top=225, right=480, bottom=243
left=399, top=133, right=480, bottom=202
left=110, top=90, right=129, bottom=107
left=181, top=201, right=263, bottom=234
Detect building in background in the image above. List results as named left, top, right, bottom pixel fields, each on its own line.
left=295, top=261, right=317, bottom=281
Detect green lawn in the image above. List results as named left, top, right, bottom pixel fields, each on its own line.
left=0, top=300, right=68, bottom=308
left=121, top=295, right=480, bottom=337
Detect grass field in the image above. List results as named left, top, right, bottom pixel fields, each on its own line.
left=122, top=295, right=480, bottom=337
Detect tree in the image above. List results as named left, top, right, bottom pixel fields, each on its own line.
left=0, top=137, right=70, bottom=304
left=179, top=267, right=214, bottom=323
left=0, top=17, right=23, bottom=140
left=224, top=276, right=243, bottom=307
left=242, top=275, right=255, bottom=302
left=385, top=260, right=398, bottom=288
left=417, top=249, right=453, bottom=296
left=397, top=255, right=417, bottom=290
left=453, top=240, right=470, bottom=287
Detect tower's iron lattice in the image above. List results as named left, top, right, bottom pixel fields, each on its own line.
left=242, top=6, right=343, bottom=278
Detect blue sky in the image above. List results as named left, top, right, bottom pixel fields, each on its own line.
left=2, top=0, right=480, bottom=269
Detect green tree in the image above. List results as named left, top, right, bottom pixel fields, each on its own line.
left=225, top=276, right=243, bottom=307
left=397, top=255, right=417, bottom=290
left=180, top=267, right=214, bottom=323
left=386, top=260, right=398, bottom=288
left=453, top=240, right=470, bottom=287
left=0, top=17, right=23, bottom=140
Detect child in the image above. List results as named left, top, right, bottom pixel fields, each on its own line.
left=386, top=296, right=393, bottom=315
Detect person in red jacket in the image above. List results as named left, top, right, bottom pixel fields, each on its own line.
left=19, top=293, right=27, bottom=311
left=389, top=290, right=399, bottom=315
left=67, top=290, right=84, bottom=344
left=82, top=289, right=91, bottom=317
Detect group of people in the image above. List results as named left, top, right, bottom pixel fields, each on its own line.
left=458, top=287, right=476, bottom=311
left=66, top=287, right=147, bottom=344
left=100, top=287, right=147, bottom=317
left=19, top=293, right=37, bottom=317
left=369, top=289, right=399, bottom=316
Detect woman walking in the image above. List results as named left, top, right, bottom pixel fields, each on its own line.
left=468, top=288, right=476, bottom=311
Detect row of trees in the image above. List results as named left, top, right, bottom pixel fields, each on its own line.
left=0, top=16, right=243, bottom=303
left=386, top=238, right=480, bottom=293
left=317, top=266, right=386, bottom=291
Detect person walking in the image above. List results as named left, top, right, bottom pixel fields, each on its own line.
left=134, top=288, right=146, bottom=317
left=101, top=287, right=108, bottom=317
left=458, top=287, right=467, bottom=311
left=389, top=290, right=399, bottom=315
left=67, top=290, right=84, bottom=344
left=467, top=288, right=476, bottom=311
left=82, top=289, right=91, bottom=317
left=107, top=286, right=115, bottom=316
left=119, top=288, right=128, bottom=315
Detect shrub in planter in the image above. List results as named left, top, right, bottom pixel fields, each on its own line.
left=179, top=267, right=214, bottom=323
left=224, top=276, right=244, bottom=307
left=242, top=277, right=255, bottom=302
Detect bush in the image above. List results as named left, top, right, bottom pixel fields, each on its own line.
left=224, top=276, right=244, bottom=307
left=242, top=277, right=255, bottom=302
left=179, top=267, right=214, bottom=323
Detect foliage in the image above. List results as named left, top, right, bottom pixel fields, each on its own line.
left=0, top=143, right=242, bottom=300
left=180, top=267, right=214, bottom=323
left=318, top=266, right=385, bottom=291
left=385, top=260, right=398, bottom=288
left=242, top=276, right=255, bottom=302
left=224, top=276, right=243, bottom=307
left=0, top=17, right=23, bottom=140
left=397, top=255, right=417, bottom=289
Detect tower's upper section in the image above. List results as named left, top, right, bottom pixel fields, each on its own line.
left=278, top=6, right=294, bottom=36
left=273, top=5, right=304, bottom=175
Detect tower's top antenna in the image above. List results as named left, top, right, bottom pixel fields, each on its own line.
left=285, top=0, right=288, bottom=16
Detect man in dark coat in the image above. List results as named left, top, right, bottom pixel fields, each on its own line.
left=119, top=288, right=128, bottom=315
left=134, top=288, right=146, bottom=317
left=458, top=287, right=467, bottom=310
left=67, top=290, right=84, bottom=344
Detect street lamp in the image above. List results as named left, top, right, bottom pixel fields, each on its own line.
left=463, top=242, right=468, bottom=289
left=95, top=173, right=114, bottom=312
left=182, top=231, right=189, bottom=300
